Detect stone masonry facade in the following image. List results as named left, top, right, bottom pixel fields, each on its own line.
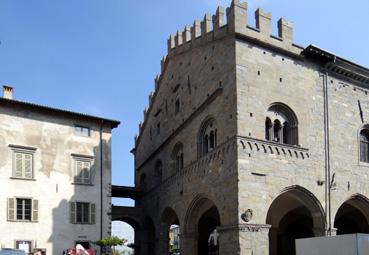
left=129, top=1, right=369, bottom=254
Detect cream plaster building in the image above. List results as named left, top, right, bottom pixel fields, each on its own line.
left=115, top=1, right=369, bottom=254
left=0, top=86, right=119, bottom=254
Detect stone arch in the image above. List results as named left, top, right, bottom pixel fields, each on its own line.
left=334, top=193, right=369, bottom=235
left=266, top=185, right=325, bottom=255
left=197, top=116, right=218, bottom=158
left=184, top=194, right=221, bottom=255
left=112, top=216, right=141, bottom=231
left=111, top=214, right=141, bottom=254
left=159, top=207, right=181, bottom=255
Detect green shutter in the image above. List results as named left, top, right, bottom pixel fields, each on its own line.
left=70, top=202, right=76, bottom=224
left=32, top=199, right=38, bottom=222
left=90, top=203, right=95, bottom=224
left=15, top=153, right=23, bottom=177
left=24, top=154, right=32, bottom=178
left=7, top=198, right=16, bottom=221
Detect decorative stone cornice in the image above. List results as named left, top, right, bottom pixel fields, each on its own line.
left=238, top=136, right=309, bottom=160
left=218, top=223, right=272, bottom=233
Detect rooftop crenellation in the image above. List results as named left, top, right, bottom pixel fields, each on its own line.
left=167, top=0, right=300, bottom=56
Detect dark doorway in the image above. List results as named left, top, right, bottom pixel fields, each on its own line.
left=276, top=207, right=314, bottom=255
left=198, top=206, right=220, bottom=255
left=266, top=187, right=325, bottom=255
left=334, top=201, right=369, bottom=235
left=161, top=207, right=181, bottom=255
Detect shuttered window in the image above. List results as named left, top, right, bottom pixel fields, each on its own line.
left=13, top=152, right=33, bottom=179
left=70, top=202, right=96, bottom=224
left=74, top=159, right=92, bottom=184
left=7, top=198, right=38, bottom=222
left=360, top=129, right=369, bottom=163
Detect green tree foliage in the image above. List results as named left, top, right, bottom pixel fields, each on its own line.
left=95, top=236, right=127, bottom=255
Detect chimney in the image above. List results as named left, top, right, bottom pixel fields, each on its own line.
left=3, top=85, right=13, bottom=99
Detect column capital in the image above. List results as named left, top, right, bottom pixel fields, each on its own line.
left=218, top=223, right=272, bottom=233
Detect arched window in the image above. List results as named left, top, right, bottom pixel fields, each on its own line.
left=154, top=160, right=163, bottom=185
left=198, top=118, right=217, bottom=157
left=140, top=173, right=147, bottom=191
left=172, top=143, right=184, bottom=172
left=360, top=129, right=369, bottom=163
left=273, top=120, right=282, bottom=142
left=265, top=103, right=298, bottom=145
left=265, top=118, right=272, bottom=141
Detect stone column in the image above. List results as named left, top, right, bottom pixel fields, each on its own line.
left=217, top=226, right=241, bottom=254
left=180, top=231, right=198, bottom=255
left=157, top=230, right=169, bottom=255
left=312, top=227, right=326, bottom=237
left=238, top=224, right=271, bottom=255
left=268, top=227, right=278, bottom=255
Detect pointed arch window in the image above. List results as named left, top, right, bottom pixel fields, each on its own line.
left=140, top=174, right=147, bottom=191
left=265, top=103, right=299, bottom=146
left=198, top=118, right=217, bottom=157
left=172, top=143, right=184, bottom=172
left=360, top=129, right=369, bottom=163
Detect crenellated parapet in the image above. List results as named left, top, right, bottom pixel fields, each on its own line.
left=135, top=0, right=303, bottom=146
left=166, top=0, right=302, bottom=56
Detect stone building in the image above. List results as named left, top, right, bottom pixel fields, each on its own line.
left=115, top=1, right=369, bottom=254
left=0, top=86, right=119, bottom=254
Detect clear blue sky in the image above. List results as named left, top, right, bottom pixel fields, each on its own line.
left=1, top=0, right=368, bottom=205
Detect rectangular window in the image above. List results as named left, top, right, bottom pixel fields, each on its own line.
left=74, top=159, right=92, bottom=184
left=74, top=126, right=90, bottom=137
left=15, top=240, right=32, bottom=253
left=8, top=198, right=38, bottom=222
left=12, top=150, right=34, bottom=179
left=76, top=202, right=89, bottom=224
left=70, top=202, right=95, bottom=224
left=16, top=198, right=31, bottom=221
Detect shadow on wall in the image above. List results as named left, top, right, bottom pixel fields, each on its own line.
left=48, top=135, right=112, bottom=255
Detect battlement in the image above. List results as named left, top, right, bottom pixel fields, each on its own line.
left=135, top=0, right=303, bottom=145
left=167, top=0, right=301, bottom=56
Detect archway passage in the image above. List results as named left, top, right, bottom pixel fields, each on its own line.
left=160, top=207, right=180, bottom=255
left=266, top=187, right=325, bottom=255
left=198, top=206, right=220, bottom=255
left=185, top=196, right=221, bottom=255
left=334, top=195, right=369, bottom=235
left=111, top=220, right=136, bottom=254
